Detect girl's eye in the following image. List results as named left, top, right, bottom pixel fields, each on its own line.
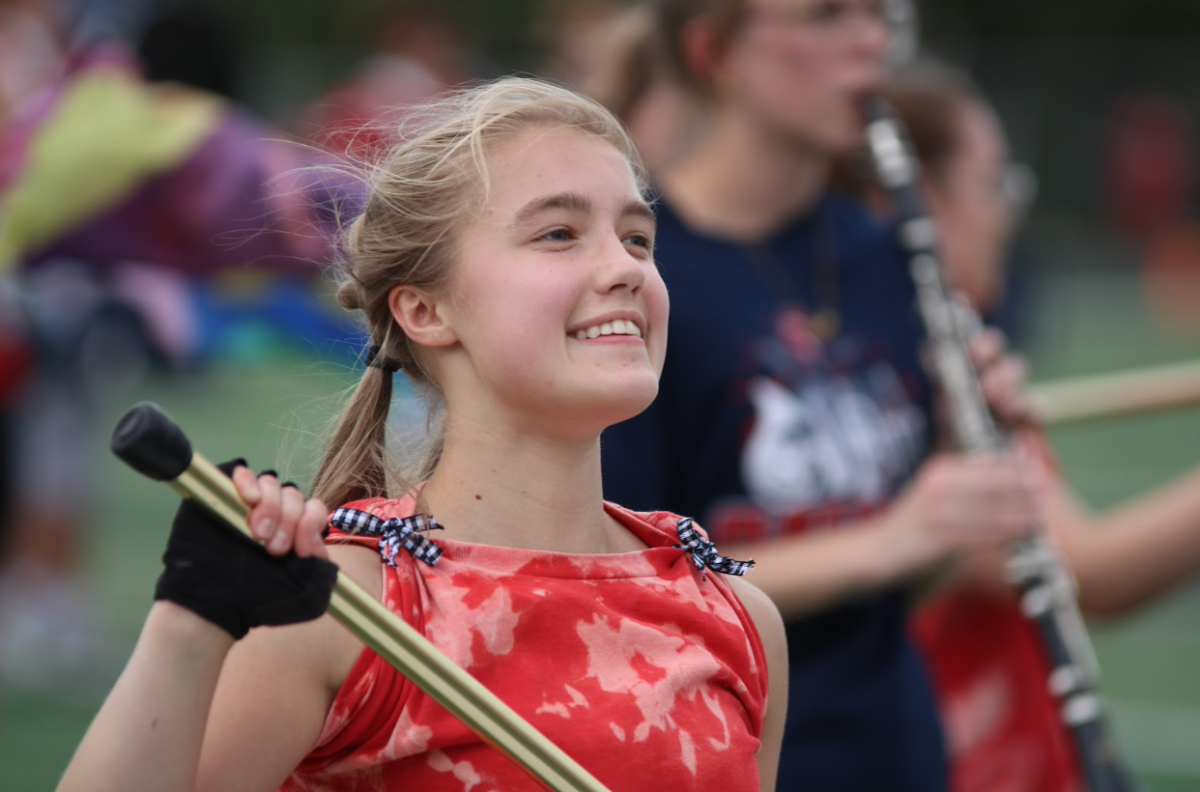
left=806, top=0, right=880, bottom=25
left=623, top=232, right=653, bottom=252
left=539, top=228, right=575, bottom=243
left=809, top=2, right=841, bottom=23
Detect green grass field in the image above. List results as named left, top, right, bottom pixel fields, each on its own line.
left=3, top=268, right=1200, bottom=791
left=0, top=360, right=360, bottom=791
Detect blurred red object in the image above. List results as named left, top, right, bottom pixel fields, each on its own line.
left=299, top=6, right=469, bottom=161
left=0, top=328, right=32, bottom=406
left=1141, top=219, right=1200, bottom=338
left=1104, top=94, right=1194, bottom=239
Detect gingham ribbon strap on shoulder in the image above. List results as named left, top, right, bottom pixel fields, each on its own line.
left=329, top=508, right=443, bottom=567
left=674, top=518, right=754, bottom=578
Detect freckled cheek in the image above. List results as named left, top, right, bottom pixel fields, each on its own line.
left=500, top=283, right=576, bottom=368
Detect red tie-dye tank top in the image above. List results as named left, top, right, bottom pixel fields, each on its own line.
left=281, top=496, right=769, bottom=792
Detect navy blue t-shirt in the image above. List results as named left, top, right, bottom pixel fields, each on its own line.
left=601, top=192, right=949, bottom=791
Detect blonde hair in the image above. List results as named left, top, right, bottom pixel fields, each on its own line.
left=312, top=76, right=647, bottom=509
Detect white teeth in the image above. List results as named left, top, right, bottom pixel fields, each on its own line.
left=573, top=320, right=642, bottom=339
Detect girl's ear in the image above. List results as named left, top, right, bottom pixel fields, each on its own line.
left=388, top=285, right=458, bottom=348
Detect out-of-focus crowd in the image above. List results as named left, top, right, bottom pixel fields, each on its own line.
left=6, top=3, right=1200, bottom=791
left=0, top=0, right=473, bottom=690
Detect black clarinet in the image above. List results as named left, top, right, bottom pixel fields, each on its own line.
left=861, top=96, right=1141, bottom=792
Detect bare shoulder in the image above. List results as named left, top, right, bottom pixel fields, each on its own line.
left=320, top=543, right=384, bottom=679
left=724, top=576, right=788, bottom=689
left=725, top=576, right=788, bottom=790
left=328, top=543, right=384, bottom=599
left=726, top=575, right=785, bottom=644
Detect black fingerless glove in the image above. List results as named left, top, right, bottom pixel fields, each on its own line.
left=154, top=459, right=338, bottom=640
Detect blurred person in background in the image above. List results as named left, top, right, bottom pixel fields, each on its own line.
left=587, top=1, right=1041, bottom=789
left=870, top=57, right=1200, bottom=792
left=1103, top=93, right=1200, bottom=340
left=0, top=0, right=357, bottom=689
left=0, top=0, right=56, bottom=667
left=538, top=0, right=703, bottom=174
left=537, top=0, right=629, bottom=93
left=297, top=0, right=474, bottom=161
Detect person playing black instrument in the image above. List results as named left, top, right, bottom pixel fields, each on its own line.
left=865, top=57, right=1200, bottom=792
left=587, top=2, right=1041, bottom=789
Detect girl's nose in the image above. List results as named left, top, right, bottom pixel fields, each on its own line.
left=598, top=234, right=647, bottom=294
left=852, top=5, right=892, bottom=62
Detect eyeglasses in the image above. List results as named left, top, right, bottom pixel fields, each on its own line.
left=1002, top=161, right=1038, bottom=219
left=747, top=0, right=887, bottom=31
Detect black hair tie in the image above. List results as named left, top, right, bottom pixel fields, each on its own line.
left=366, top=344, right=402, bottom=374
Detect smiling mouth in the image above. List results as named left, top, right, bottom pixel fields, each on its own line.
left=572, top=319, right=643, bottom=340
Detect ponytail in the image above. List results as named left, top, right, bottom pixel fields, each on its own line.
left=311, top=365, right=397, bottom=508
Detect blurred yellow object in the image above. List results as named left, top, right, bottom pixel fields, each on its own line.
left=0, top=66, right=223, bottom=269
left=1032, top=358, right=1200, bottom=426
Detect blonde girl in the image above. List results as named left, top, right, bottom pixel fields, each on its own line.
left=55, top=76, right=786, bottom=792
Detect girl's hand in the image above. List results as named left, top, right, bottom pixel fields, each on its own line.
left=880, top=451, right=1040, bottom=574
left=155, top=460, right=338, bottom=640
left=231, top=466, right=330, bottom=560
left=968, top=327, right=1043, bottom=430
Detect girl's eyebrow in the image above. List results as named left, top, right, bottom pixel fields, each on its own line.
left=623, top=199, right=658, bottom=226
left=512, top=192, right=656, bottom=228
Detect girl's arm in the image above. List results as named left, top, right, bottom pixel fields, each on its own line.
left=1047, top=466, right=1200, bottom=619
left=195, top=544, right=379, bottom=792
left=721, top=451, right=1037, bottom=617
left=727, top=577, right=787, bottom=792
left=57, top=544, right=376, bottom=792
left=56, top=464, right=374, bottom=792
left=56, top=601, right=237, bottom=792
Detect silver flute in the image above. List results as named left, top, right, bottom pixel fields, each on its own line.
left=862, top=95, right=1140, bottom=792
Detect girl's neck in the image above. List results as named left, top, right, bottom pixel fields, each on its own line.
left=659, top=111, right=831, bottom=242
left=417, top=423, right=639, bottom=555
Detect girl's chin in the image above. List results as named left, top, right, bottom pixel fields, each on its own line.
left=828, top=121, right=866, bottom=154
left=573, top=387, right=659, bottom=432
left=516, top=386, right=658, bottom=439
left=604, top=391, right=660, bottom=427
